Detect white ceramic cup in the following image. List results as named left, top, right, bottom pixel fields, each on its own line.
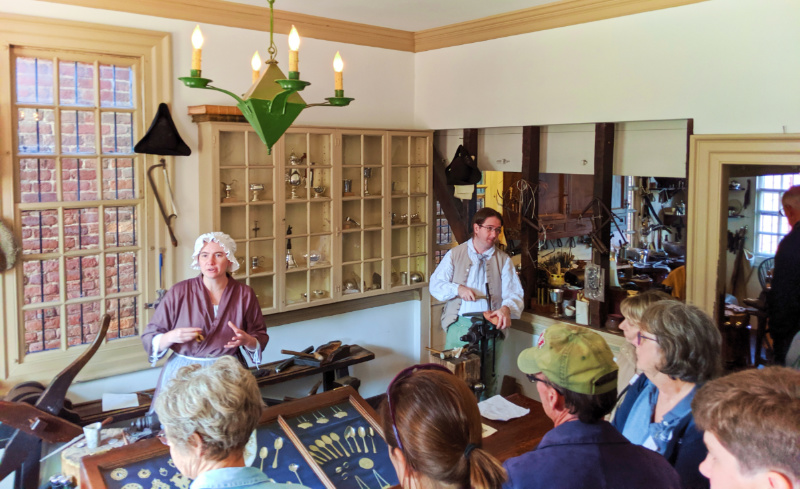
left=564, top=305, right=576, bottom=317
left=83, top=422, right=102, bottom=451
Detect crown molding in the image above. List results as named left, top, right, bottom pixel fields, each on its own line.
left=414, top=0, right=708, bottom=52
left=41, top=0, right=707, bottom=53
left=41, top=0, right=416, bottom=52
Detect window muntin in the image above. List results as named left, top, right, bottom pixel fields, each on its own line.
left=13, top=49, right=143, bottom=354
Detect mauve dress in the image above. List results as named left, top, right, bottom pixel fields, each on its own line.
left=142, top=275, right=269, bottom=408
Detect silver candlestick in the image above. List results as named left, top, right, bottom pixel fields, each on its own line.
left=363, top=168, right=372, bottom=196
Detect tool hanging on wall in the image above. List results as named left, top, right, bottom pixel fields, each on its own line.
left=578, top=198, right=627, bottom=255
left=134, top=103, right=192, bottom=247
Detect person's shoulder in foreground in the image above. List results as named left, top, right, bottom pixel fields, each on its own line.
left=693, top=366, right=800, bottom=489
left=503, top=324, right=681, bottom=489
left=190, top=466, right=305, bottom=489
left=503, top=419, right=682, bottom=489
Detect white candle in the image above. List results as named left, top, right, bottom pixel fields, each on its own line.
left=191, top=25, right=204, bottom=72
left=333, top=51, right=343, bottom=91
left=288, top=25, right=300, bottom=72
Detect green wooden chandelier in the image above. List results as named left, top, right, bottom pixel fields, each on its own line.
left=179, top=0, right=354, bottom=153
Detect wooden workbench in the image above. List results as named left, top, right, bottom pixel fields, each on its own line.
left=482, top=393, right=550, bottom=462
left=73, top=345, right=375, bottom=425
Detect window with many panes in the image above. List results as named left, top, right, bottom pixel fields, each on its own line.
left=434, top=200, right=454, bottom=266
left=756, top=173, right=799, bottom=256
left=14, top=48, right=143, bottom=354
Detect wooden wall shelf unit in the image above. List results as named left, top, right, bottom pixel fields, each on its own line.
left=191, top=107, right=433, bottom=313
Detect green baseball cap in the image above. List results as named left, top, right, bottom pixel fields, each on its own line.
left=518, top=324, right=618, bottom=395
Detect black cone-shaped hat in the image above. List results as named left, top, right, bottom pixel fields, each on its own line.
left=134, top=103, right=191, bottom=156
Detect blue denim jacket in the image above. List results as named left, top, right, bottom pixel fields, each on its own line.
left=190, top=467, right=306, bottom=489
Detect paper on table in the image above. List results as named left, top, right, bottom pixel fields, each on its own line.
left=102, top=393, right=139, bottom=411
left=478, top=395, right=530, bottom=421
left=481, top=423, right=498, bottom=438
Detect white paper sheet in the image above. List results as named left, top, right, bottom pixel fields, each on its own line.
left=481, top=423, right=498, bottom=438
left=478, top=395, right=530, bottom=421
left=102, top=393, right=139, bottom=411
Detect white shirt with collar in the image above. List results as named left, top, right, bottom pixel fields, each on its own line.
left=429, top=238, right=524, bottom=319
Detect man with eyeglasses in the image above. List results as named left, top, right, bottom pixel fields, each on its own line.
left=430, top=207, right=524, bottom=395
left=768, top=185, right=800, bottom=365
left=503, top=324, right=681, bottom=489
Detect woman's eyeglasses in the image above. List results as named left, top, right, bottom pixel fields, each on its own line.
left=157, top=429, right=170, bottom=446
left=636, top=331, right=658, bottom=346
left=386, top=363, right=453, bottom=452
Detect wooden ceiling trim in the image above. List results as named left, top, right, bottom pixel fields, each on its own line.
left=41, top=0, right=706, bottom=53
left=413, top=0, right=708, bottom=52
left=41, top=0, right=416, bottom=52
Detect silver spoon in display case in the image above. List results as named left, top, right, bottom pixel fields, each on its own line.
left=316, top=439, right=338, bottom=459
left=345, top=426, right=360, bottom=453
left=309, top=444, right=331, bottom=461
left=368, top=427, right=377, bottom=453
left=322, top=434, right=342, bottom=457
left=330, top=432, right=349, bottom=457
left=259, top=447, right=269, bottom=471
left=358, top=426, right=369, bottom=453
left=289, top=464, right=302, bottom=485
left=272, top=437, right=283, bottom=469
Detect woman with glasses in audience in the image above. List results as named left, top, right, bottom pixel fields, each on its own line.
left=616, top=291, right=677, bottom=396
left=155, top=356, right=298, bottom=489
left=612, top=301, right=722, bottom=489
left=381, top=364, right=507, bottom=489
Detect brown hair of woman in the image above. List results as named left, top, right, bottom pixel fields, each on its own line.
left=380, top=368, right=507, bottom=489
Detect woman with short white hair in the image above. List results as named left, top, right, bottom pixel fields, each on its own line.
left=156, top=357, right=298, bottom=488
left=142, top=232, right=268, bottom=408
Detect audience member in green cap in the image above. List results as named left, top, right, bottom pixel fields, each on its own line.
left=502, top=324, right=681, bottom=489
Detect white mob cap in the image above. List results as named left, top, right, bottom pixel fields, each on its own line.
left=191, top=232, right=239, bottom=273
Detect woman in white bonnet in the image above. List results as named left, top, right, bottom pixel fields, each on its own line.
left=141, top=232, right=268, bottom=409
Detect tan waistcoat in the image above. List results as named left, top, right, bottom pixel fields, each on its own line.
left=440, top=243, right=507, bottom=329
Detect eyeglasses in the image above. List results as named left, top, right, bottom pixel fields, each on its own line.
left=386, top=363, right=453, bottom=452
left=636, top=331, right=658, bottom=346
left=526, top=373, right=557, bottom=389
left=157, top=429, right=170, bottom=446
left=779, top=208, right=785, bottom=217
left=478, top=224, right=502, bottom=234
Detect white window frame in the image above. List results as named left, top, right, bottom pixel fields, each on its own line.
left=0, top=14, right=172, bottom=385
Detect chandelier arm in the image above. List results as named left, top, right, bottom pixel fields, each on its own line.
left=202, top=85, right=246, bottom=105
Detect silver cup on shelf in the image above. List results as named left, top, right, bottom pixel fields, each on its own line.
left=250, top=183, right=264, bottom=202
